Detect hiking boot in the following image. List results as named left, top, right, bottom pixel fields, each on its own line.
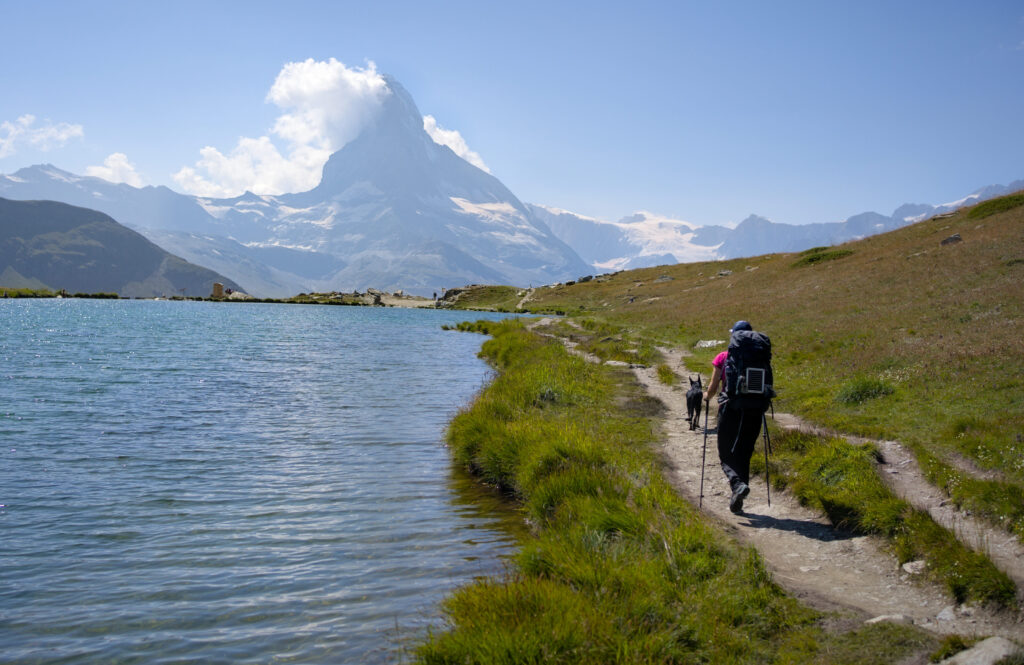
left=729, top=482, right=750, bottom=514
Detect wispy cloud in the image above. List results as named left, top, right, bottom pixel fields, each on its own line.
left=173, top=59, right=391, bottom=198
left=423, top=115, right=490, bottom=173
left=85, top=152, right=144, bottom=187
left=0, top=114, right=84, bottom=159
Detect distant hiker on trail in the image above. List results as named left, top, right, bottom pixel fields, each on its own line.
left=704, top=320, right=775, bottom=514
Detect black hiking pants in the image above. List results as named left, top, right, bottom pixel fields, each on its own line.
left=716, top=403, right=763, bottom=490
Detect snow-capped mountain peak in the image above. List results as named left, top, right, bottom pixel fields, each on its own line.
left=0, top=75, right=590, bottom=297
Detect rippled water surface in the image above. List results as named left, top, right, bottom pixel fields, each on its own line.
left=0, top=299, right=518, bottom=664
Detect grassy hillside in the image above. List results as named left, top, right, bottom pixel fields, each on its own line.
left=440, top=284, right=525, bottom=311
left=520, top=193, right=1024, bottom=541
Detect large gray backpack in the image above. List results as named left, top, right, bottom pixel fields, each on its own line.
left=724, top=329, right=775, bottom=411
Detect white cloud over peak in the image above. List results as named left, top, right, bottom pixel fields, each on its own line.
left=268, top=58, right=391, bottom=149
left=0, top=114, right=84, bottom=159
left=85, top=152, right=144, bottom=187
left=174, top=59, right=391, bottom=198
left=423, top=115, right=490, bottom=173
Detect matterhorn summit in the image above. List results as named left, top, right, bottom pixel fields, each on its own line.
left=262, top=76, right=589, bottom=293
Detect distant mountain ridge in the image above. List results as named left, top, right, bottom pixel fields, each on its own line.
left=7, top=160, right=1018, bottom=293
left=532, top=180, right=1024, bottom=271
left=0, top=197, right=241, bottom=297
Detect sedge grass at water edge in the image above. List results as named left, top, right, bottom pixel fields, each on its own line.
left=416, top=320, right=938, bottom=664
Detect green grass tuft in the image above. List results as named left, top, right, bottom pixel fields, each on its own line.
left=441, top=319, right=498, bottom=334
left=929, top=635, right=978, bottom=663
left=655, top=363, right=676, bottom=385
left=813, top=621, right=935, bottom=665
left=836, top=377, right=896, bottom=404
left=791, top=247, right=854, bottom=267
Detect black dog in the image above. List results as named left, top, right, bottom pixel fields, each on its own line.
left=685, top=376, right=703, bottom=431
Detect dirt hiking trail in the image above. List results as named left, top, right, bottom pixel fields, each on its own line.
left=643, top=346, right=1023, bottom=640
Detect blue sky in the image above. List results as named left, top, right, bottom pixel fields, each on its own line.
left=1, top=0, right=1022, bottom=226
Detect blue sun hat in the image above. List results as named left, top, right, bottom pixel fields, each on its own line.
left=730, top=320, right=752, bottom=333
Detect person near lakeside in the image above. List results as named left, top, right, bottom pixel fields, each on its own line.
left=703, top=320, right=765, bottom=514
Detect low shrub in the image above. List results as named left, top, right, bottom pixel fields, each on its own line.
left=72, top=292, right=120, bottom=299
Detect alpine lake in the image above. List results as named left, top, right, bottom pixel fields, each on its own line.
left=0, top=298, right=522, bottom=664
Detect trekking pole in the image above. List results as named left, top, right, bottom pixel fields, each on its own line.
left=699, top=399, right=709, bottom=509
left=762, top=412, right=772, bottom=507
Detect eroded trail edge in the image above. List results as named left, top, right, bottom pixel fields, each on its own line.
left=769, top=412, right=1024, bottom=599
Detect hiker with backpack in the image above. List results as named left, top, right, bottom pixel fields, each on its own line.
left=703, top=320, right=775, bottom=514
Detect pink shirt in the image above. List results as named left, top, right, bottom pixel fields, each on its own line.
left=712, top=351, right=729, bottom=394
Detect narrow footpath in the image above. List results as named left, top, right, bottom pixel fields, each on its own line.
left=515, top=287, right=535, bottom=310
left=639, top=346, right=1023, bottom=640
